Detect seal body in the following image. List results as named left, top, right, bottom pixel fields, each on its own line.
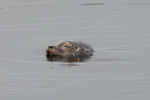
left=46, top=41, right=94, bottom=57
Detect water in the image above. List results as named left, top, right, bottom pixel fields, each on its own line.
left=0, top=0, right=150, bottom=99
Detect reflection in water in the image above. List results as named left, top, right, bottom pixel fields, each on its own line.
left=46, top=55, right=92, bottom=63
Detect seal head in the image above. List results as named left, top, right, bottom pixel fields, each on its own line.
left=46, top=41, right=94, bottom=57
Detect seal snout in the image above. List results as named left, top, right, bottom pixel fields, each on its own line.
left=46, top=48, right=50, bottom=53
left=47, top=45, right=54, bottom=55
left=48, top=46, right=53, bottom=49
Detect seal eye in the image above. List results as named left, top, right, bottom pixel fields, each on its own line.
left=76, top=47, right=78, bottom=49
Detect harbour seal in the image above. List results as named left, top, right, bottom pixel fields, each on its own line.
left=46, top=41, right=94, bottom=57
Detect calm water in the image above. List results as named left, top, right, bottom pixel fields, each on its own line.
left=0, top=0, right=150, bottom=100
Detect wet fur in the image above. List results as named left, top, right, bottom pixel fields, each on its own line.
left=46, top=41, right=94, bottom=57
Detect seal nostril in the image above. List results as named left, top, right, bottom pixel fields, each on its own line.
left=48, top=46, right=53, bottom=49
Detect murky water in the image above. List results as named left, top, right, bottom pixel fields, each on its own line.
left=0, top=0, right=150, bottom=99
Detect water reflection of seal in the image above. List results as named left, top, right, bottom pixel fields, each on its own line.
left=46, top=55, right=91, bottom=62
left=46, top=41, right=94, bottom=57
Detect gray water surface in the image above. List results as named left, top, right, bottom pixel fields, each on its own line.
left=0, top=0, right=150, bottom=100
